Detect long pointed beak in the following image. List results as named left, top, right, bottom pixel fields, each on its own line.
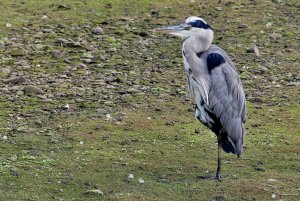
left=154, top=25, right=184, bottom=33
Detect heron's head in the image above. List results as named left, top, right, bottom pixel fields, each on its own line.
left=155, top=16, right=213, bottom=40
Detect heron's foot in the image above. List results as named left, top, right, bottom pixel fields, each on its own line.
left=215, top=172, right=223, bottom=181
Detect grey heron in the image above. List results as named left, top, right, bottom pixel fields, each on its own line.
left=155, top=16, right=246, bottom=179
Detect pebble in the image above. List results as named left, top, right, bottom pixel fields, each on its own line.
left=150, top=11, right=159, bottom=17
left=23, top=85, right=44, bottom=94
left=260, top=66, right=269, bottom=74
left=128, top=173, right=134, bottom=179
left=43, top=98, right=53, bottom=102
left=91, top=27, right=104, bottom=35
left=287, top=82, right=298, bottom=86
left=2, top=77, right=26, bottom=84
left=269, top=33, right=281, bottom=40
left=246, top=45, right=260, bottom=57
left=52, top=50, right=64, bottom=58
left=96, top=109, right=108, bottom=114
left=41, top=28, right=53, bottom=33
left=58, top=4, right=71, bottom=10
left=83, top=189, right=103, bottom=196
left=212, top=194, right=227, bottom=201
left=63, top=104, right=70, bottom=109
left=238, top=24, right=248, bottom=28
left=249, top=97, right=264, bottom=103
left=138, top=31, right=149, bottom=37
left=0, top=41, right=5, bottom=48
left=16, top=90, right=24, bottom=95
left=107, top=47, right=117, bottom=52
left=10, top=48, right=26, bottom=57
left=138, top=177, right=145, bottom=184
left=254, top=166, right=266, bottom=172
left=1, top=68, right=11, bottom=77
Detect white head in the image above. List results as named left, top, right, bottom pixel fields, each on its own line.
left=155, top=16, right=214, bottom=51
left=155, top=16, right=213, bottom=38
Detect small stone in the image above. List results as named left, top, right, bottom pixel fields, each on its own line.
left=165, top=121, right=175, bottom=126
left=238, top=24, right=248, bottom=29
left=80, top=141, right=84, bottom=145
left=16, top=91, right=24, bottom=95
left=1, top=68, right=11, bottom=77
left=212, top=194, right=227, bottom=201
left=215, top=7, right=223, bottom=11
left=23, top=85, right=44, bottom=94
left=3, top=135, right=7, bottom=140
left=102, top=134, right=109, bottom=141
left=2, top=77, right=26, bottom=84
left=57, top=38, right=70, bottom=46
left=260, top=66, right=269, bottom=74
left=105, top=114, right=112, bottom=120
left=151, top=11, right=160, bottom=17
left=0, top=41, right=5, bottom=48
left=287, top=82, right=298, bottom=87
left=57, top=23, right=66, bottom=29
left=246, top=45, right=260, bottom=57
left=52, top=50, right=64, bottom=59
left=96, top=109, right=108, bottom=114
left=43, top=98, right=53, bottom=102
left=10, top=48, right=26, bottom=57
left=41, top=28, right=53, bottom=33
left=58, top=4, right=71, bottom=10
left=254, top=166, right=266, bottom=172
left=95, top=124, right=104, bottom=130
left=138, top=31, right=149, bottom=37
left=128, top=173, right=134, bottom=179
left=269, top=33, right=281, bottom=40
left=174, top=135, right=181, bottom=141
left=63, top=104, right=70, bottom=109
left=107, top=47, right=116, bottom=52
left=83, top=58, right=93, bottom=64
left=195, top=128, right=200, bottom=134
left=83, top=189, right=103, bottom=196
left=91, top=27, right=104, bottom=35
left=138, top=177, right=145, bottom=184
left=249, top=97, right=264, bottom=103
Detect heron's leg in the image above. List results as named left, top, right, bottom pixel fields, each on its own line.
left=216, top=135, right=222, bottom=180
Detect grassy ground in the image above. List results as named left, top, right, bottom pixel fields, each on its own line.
left=0, top=0, right=299, bottom=200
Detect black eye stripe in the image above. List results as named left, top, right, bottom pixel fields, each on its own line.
left=188, top=20, right=211, bottom=29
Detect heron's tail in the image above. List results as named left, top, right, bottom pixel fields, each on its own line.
left=222, top=135, right=243, bottom=157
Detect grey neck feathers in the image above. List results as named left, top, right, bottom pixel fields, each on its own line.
left=183, top=29, right=214, bottom=55
left=182, top=29, right=214, bottom=104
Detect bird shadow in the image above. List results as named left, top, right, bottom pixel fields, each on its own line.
left=196, top=175, right=222, bottom=181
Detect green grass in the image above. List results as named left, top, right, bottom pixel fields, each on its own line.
left=0, top=0, right=299, bottom=200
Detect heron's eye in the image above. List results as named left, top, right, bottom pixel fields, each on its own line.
left=185, top=25, right=192, bottom=30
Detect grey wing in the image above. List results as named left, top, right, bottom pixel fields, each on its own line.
left=208, top=62, right=246, bottom=155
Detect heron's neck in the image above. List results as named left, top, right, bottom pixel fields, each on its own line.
left=183, top=29, right=214, bottom=55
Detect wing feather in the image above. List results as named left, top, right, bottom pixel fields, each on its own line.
left=208, top=62, right=246, bottom=155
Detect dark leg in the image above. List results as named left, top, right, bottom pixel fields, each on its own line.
left=216, top=135, right=222, bottom=180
